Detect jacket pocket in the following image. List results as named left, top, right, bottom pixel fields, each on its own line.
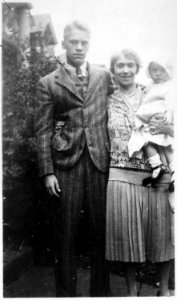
left=54, top=120, right=65, bottom=134
left=52, top=127, right=73, bottom=153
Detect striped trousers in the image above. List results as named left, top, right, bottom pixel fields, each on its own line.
left=53, top=146, right=109, bottom=297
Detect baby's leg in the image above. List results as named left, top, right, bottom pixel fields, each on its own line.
left=143, top=143, right=164, bottom=179
left=143, top=143, right=158, bottom=157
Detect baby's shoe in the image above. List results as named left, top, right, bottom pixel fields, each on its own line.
left=142, top=164, right=166, bottom=187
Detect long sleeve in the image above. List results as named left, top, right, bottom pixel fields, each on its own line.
left=35, top=78, right=55, bottom=177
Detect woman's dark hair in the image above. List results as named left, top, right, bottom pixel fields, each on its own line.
left=110, top=49, right=141, bottom=74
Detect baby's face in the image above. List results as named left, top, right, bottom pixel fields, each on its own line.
left=149, top=62, right=170, bottom=84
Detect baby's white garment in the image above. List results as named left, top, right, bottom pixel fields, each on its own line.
left=135, top=81, right=173, bottom=126
left=128, top=80, right=174, bottom=157
left=128, top=126, right=173, bottom=157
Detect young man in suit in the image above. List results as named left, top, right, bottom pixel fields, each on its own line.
left=35, top=21, right=114, bottom=297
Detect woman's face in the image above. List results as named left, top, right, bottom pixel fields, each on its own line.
left=113, top=54, right=137, bottom=88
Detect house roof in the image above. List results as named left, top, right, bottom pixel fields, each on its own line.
left=7, top=2, right=33, bottom=9
left=31, top=14, right=58, bottom=45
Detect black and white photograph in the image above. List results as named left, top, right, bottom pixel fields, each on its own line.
left=1, top=0, right=176, bottom=297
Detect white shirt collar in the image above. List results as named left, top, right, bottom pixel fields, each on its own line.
left=66, top=61, right=87, bottom=76
left=79, top=61, right=87, bottom=76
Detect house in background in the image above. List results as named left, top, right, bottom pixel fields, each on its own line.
left=2, top=2, right=58, bottom=60
left=2, top=2, right=33, bottom=47
left=31, top=14, right=57, bottom=57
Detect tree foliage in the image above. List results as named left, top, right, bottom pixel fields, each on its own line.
left=3, top=35, right=57, bottom=249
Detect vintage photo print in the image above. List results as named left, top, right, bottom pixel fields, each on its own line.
left=1, top=0, right=176, bottom=298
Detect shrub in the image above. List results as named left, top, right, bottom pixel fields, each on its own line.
left=3, top=36, right=57, bottom=250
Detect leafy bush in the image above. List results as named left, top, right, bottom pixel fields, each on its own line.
left=3, top=36, right=57, bottom=250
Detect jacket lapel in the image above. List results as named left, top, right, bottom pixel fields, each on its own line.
left=54, top=66, right=83, bottom=102
left=85, top=64, right=102, bottom=102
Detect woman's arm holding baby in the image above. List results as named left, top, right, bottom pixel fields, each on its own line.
left=149, top=113, right=174, bottom=137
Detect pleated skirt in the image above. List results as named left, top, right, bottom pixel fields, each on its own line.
left=106, top=168, right=174, bottom=263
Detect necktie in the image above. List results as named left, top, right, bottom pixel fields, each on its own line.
left=76, top=67, right=84, bottom=81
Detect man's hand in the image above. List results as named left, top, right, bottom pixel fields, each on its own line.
left=44, top=174, right=61, bottom=198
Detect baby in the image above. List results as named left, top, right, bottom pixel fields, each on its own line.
left=128, top=58, right=174, bottom=191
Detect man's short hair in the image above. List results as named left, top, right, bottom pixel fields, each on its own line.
left=63, top=21, right=91, bottom=40
left=110, top=49, right=141, bottom=74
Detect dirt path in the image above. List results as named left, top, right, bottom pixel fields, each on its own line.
left=4, top=264, right=175, bottom=297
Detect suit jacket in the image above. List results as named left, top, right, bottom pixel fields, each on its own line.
left=35, top=63, right=114, bottom=177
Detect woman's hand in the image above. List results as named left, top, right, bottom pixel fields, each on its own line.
left=149, top=113, right=174, bottom=137
left=163, top=110, right=174, bottom=125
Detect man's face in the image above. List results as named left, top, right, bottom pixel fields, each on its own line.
left=113, top=55, right=137, bottom=88
left=62, top=27, right=90, bottom=68
left=149, top=62, right=169, bottom=84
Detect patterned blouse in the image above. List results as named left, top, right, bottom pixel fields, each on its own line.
left=108, top=84, right=151, bottom=171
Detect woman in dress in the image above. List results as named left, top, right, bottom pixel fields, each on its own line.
left=106, top=49, right=174, bottom=296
